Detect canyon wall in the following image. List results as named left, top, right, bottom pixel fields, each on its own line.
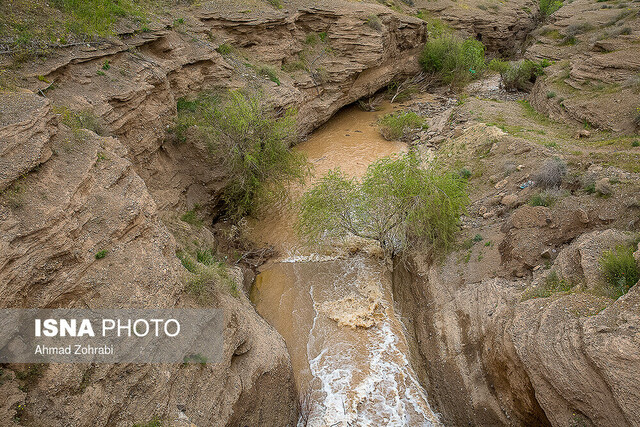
left=0, top=1, right=428, bottom=425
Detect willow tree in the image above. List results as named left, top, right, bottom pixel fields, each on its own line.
left=297, top=152, right=468, bottom=257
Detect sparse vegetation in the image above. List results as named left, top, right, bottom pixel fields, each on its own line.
left=53, top=106, right=102, bottom=138
left=216, top=43, right=233, bottom=55
left=297, top=152, right=469, bottom=257
left=522, top=271, right=571, bottom=300
left=181, top=206, right=204, bottom=228
left=366, top=14, right=383, bottom=31
left=266, top=0, right=283, bottom=9
left=420, top=35, right=485, bottom=86
left=15, top=364, right=46, bottom=392
left=599, top=244, right=639, bottom=299
left=529, top=191, right=555, bottom=207
left=258, top=66, right=281, bottom=85
left=378, top=111, right=428, bottom=140
left=533, top=158, right=567, bottom=188
left=171, top=90, right=309, bottom=219
left=177, top=249, right=238, bottom=300
left=133, top=416, right=163, bottom=427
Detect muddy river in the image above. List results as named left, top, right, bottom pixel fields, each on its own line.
left=249, top=102, right=441, bottom=426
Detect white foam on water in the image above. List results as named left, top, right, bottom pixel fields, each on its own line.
left=301, top=258, right=440, bottom=427
left=280, top=253, right=342, bottom=263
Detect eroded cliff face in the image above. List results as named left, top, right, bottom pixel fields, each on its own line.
left=0, top=2, right=428, bottom=425
left=413, top=0, right=539, bottom=55
left=0, top=90, right=297, bottom=426
left=389, top=118, right=640, bottom=426
left=526, top=0, right=640, bottom=133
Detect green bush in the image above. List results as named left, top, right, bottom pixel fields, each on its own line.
left=297, top=152, right=468, bottom=256
left=378, top=111, right=428, bottom=140
left=599, top=245, right=639, bottom=299
left=420, top=35, right=485, bottom=86
left=258, top=66, right=281, bottom=85
left=490, top=59, right=545, bottom=91
left=539, top=0, right=563, bottom=16
left=177, top=250, right=238, bottom=300
left=529, top=192, right=555, bottom=207
left=216, top=43, right=233, bottom=55
left=95, top=250, right=108, bottom=259
left=173, top=90, right=309, bottom=219
left=133, top=417, right=162, bottom=427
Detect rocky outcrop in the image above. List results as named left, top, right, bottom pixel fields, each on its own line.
left=0, top=93, right=297, bottom=425
left=395, top=238, right=640, bottom=427
left=13, top=1, right=426, bottom=215
left=414, top=0, right=539, bottom=55
left=527, top=0, right=640, bottom=133
left=0, top=91, right=54, bottom=192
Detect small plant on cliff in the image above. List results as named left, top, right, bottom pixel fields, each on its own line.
left=378, top=111, right=428, bottom=140
left=132, top=416, right=162, bottom=427
left=420, top=35, right=485, bottom=86
left=297, top=152, right=468, bottom=257
left=172, top=90, right=309, bottom=219
left=599, top=244, right=639, bottom=299
left=366, top=14, right=383, bottom=31
left=266, top=0, right=283, bottom=9
left=177, top=249, right=239, bottom=300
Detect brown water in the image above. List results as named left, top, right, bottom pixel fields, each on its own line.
left=250, top=102, right=441, bottom=426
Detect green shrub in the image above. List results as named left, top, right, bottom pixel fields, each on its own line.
left=539, top=0, right=563, bottom=16
left=529, top=192, right=554, bottom=207
left=173, top=90, right=309, bottom=219
left=266, top=0, right=283, bottom=9
left=546, top=91, right=556, bottom=98
left=458, top=168, right=472, bottom=179
left=258, top=66, right=280, bottom=85
left=560, top=35, right=577, bottom=46
left=95, top=250, right=108, bottom=259
left=53, top=0, right=142, bottom=35
left=216, top=43, right=233, bottom=55
left=420, top=35, right=485, bottom=86
left=181, top=208, right=203, bottom=228
left=599, top=245, right=639, bottom=299
left=54, top=106, right=103, bottom=137
left=632, top=140, right=640, bottom=147
left=492, top=59, right=545, bottom=91
left=297, top=152, right=469, bottom=256
left=378, top=111, right=428, bottom=140
left=178, top=250, right=238, bottom=300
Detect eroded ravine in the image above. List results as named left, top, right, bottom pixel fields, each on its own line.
left=249, top=102, right=441, bottom=426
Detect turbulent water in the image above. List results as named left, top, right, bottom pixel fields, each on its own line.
left=250, top=102, right=441, bottom=426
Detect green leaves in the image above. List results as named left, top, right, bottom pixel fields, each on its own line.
left=173, top=90, right=309, bottom=219
left=297, top=152, right=468, bottom=256
left=420, top=35, right=485, bottom=85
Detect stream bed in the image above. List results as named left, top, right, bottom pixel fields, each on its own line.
left=249, top=102, right=441, bottom=426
